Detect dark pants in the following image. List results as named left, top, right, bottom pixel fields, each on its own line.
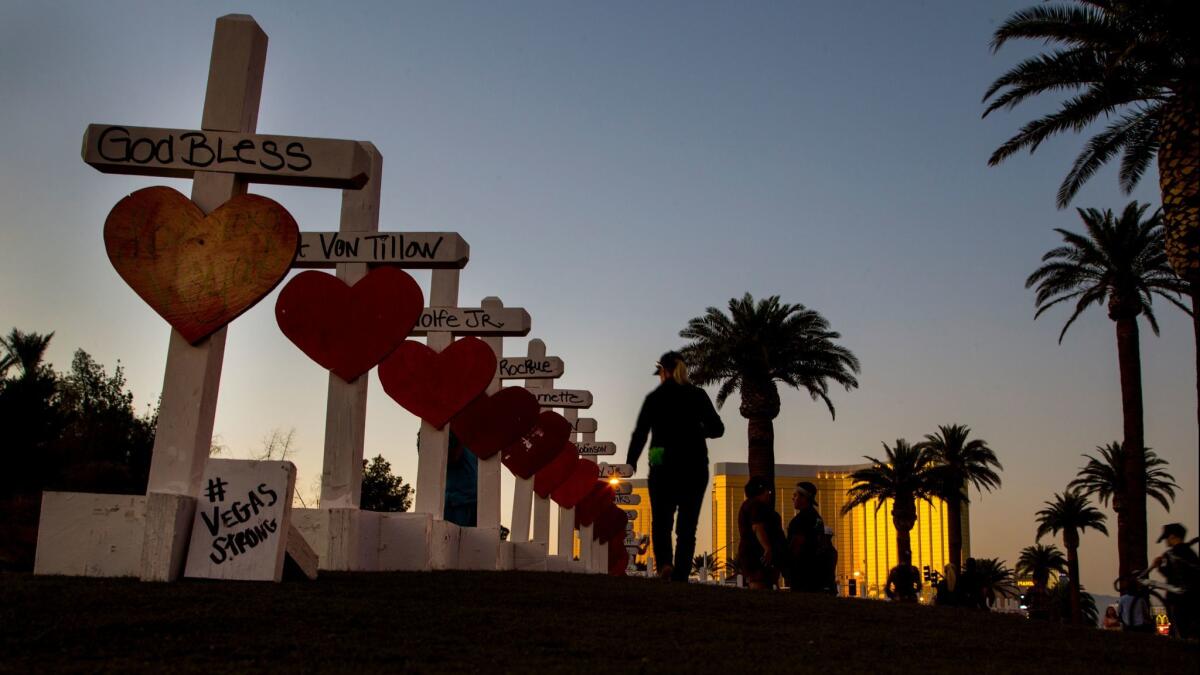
left=648, top=464, right=707, bottom=581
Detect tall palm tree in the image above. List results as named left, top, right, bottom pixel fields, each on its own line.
left=983, top=0, right=1200, bottom=453
left=680, top=293, right=860, bottom=483
left=918, top=424, right=1003, bottom=572
left=1036, top=491, right=1109, bottom=625
left=1026, top=202, right=1185, bottom=578
left=975, top=557, right=1020, bottom=607
left=1017, top=543, right=1069, bottom=591
left=1068, top=441, right=1179, bottom=513
left=841, top=440, right=934, bottom=567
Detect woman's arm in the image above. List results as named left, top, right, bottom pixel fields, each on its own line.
left=626, top=393, right=655, bottom=471
left=697, top=388, right=724, bottom=439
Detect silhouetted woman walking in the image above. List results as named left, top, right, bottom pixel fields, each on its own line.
left=627, top=351, right=724, bottom=581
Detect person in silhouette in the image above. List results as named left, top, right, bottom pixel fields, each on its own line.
left=627, top=351, right=724, bottom=581
left=737, top=475, right=785, bottom=589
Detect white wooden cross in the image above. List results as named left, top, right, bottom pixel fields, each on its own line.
left=509, top=339, right=551, bottom=544
left=289, top=160, right=472, bottom=570
left=408, top=285, right=531, bottom=525
left=72, top=15, right=377, bottom=581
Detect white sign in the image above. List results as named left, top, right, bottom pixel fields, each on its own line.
left=532, top=389, right=592, bottom=408
left=624, top=509, right=638, bottom=521
left=82, top=124, right=370, bottom=189
left=497, top=356, right=564, bottom=379
left=576, top=442, right=616, bottom=456
left=615, top=493, right=641, bottom=506
left=409, top=307, right=531, bottom=336
left=598, top=463, right=634, bottom=478
left=572, top=417, right=597, bottom=434
left=611, top=482, right=633, bottom=495
left=295, top=232, right=469, bottom=269
left=184, top=459, right=296, bottom=581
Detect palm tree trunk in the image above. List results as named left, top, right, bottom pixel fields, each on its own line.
left=893, top=498, right=917, bottom=566
left=1193, top=287, right=1199, bottom=460
left=1114, top=315, right=1148, bottom=579
left=1158, top=87, right=1199, bottom=462
left=1066, top=540, right=1082, bottom=625
left=946, top=496, right=963, bottom=573
left=746, top=417, right=775, bottom=485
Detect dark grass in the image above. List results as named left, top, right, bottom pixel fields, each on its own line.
left=1, top=571, right=1196, bottom=674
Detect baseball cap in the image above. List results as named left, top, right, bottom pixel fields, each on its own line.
left=1157, top=523, right=1186, bottom=543
left=795, top=481, right=818, bottom=505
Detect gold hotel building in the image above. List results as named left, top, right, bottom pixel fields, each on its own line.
left=712, top=462, right=967, bottom=596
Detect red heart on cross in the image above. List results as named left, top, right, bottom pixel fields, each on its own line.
left=451, top=387, right=540, bottom=460
left=574, top=480, right=614, bottom=527
left=378, top=337, right=497, bottom=429
left=501, top=411, right=573, bottom=480
left=594, top=504, right=628, bottom=544
left=104, top=186, right=299, bottom=344
left=533, top=441, right=578, bottom=498
left=550, top=458, right=600, bottom=509
left=275, top=267, right=424, bottom=381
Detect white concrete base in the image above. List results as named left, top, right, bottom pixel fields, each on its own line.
left=498, top=541, right=515, bottom=570
left=355, top=510, right=381, bottom=572
left=140, top=492, right=196, bottom=582
left=291, top=508, right=329, bottom=568
left=326, top=508, right=354, bottom=571
left=292, top=507, right=381, bottom=572
left=431, top=520, right=461, bottom=570
left=285, top=523, right=319, bottom=580
left=458, top=526, right=501, bottom=570
left=34, top=492, right=147, bottom=578
left=512, top=541, right=548, bottom=571
left=378, top=512, right=433, bottom=570
left=587, top=537, right=607, bottom=574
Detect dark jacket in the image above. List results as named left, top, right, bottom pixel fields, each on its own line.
left=627, top=381, right=723, bottom=470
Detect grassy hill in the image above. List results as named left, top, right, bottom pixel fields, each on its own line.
left=1, top=570, right=1195, bottom=673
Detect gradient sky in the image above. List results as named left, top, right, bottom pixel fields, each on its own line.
left=2, top=1, right=1195, bottom=592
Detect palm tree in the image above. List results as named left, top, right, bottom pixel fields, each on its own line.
left=918, top=424, right=1003, bottom=572
left=983, top=0, right=1200, bottom=453
left=680, top=293, right=860, bottom=483
left=691, top=551, right=722, bottom=578
left=1069, top=441, right=1179, bottom=514
left=1017, top=543, right=1069, bottom=590
left=975, top=558, right=1019, bottom=607
left=0, top=329, right=54, bottom=382
left=1036, top=491, right=1109, bottom=625
left=841, top=440, right=934, bottom=567
left=1026, top=202, right=1185, bottom=578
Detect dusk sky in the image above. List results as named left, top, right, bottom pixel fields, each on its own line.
left=2, top=1, right=1195, bottom=592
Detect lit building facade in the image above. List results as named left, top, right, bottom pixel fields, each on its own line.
left=711, top=462, right=968, bottom=597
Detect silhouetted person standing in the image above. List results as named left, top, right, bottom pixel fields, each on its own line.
left=784, top=481, right=833, bottom=593
left=737, top=476, right=784, bottom=589
left=886, top=554, right=921, bottom=602
left=959, top=558, right=986, bottom=609
left=627, top=351, right=724, bottom=581
left=1152, top=523, right=1199, bottom=639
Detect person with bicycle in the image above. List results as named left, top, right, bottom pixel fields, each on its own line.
left=1151, top=522, right=1199, bottom=640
